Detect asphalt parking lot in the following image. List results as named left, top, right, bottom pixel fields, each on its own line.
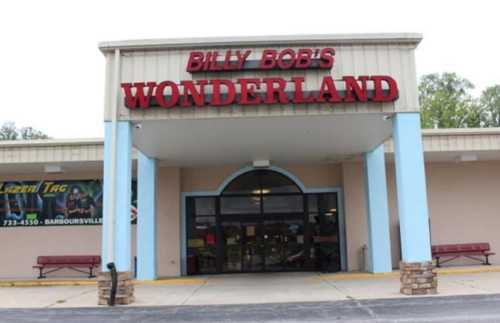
left=1, top=294, right=500, bottom=322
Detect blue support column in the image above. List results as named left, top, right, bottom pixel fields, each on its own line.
left=392, top=113, right=432, bottom=262
left=137, top=151, right=157, bottom=280
left=102, top=121, right=133, bottom=272
left=364, top=144, right=392, bottom=273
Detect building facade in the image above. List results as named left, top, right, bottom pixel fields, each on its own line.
left=1, top=34, right=499, bottom=295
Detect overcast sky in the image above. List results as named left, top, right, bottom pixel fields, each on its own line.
left=1, top=0, right=499, bottom=139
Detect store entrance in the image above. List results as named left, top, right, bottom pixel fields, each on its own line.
left=186, top=170, right=340, bottom=275
left=221, top=215, right=306, bottom=273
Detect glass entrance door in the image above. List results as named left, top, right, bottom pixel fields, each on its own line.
left=186, top=170, right=341, bottom=275
left=241, top=221, right=264, bottom=272
left=221, top=220, right=265, bottom=273
left=263, top=218, right=305, bottom=271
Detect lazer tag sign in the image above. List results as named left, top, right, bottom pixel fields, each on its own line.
left=0, top=180, right=137, bottom=227
left=121, top=48, right=399, bottom=109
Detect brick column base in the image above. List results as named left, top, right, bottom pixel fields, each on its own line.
left=400, top=261, right=437, bottom=295
left=97, top=271, right=134, bottom=305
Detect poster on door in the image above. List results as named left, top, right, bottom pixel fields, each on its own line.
left=0, top=180, right=137, bottom=227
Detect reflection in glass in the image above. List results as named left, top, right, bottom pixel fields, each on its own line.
left=194, top=197, right=216, bottom=215
left=264, top=219, right=305, bottom=271
left=220, top=196, right=260, bottom=214
left=186, top=177, right=340, bottom=275
left=222, top=170, right=302, bottom=195
left=242, top=222, right=264, bottom=271
left=222, top=221, right=242, bottom=272
left=263, top=195, right=303, bottom=214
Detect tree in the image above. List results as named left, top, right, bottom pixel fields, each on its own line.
left=479, top=85, right=500, bottom=127
left=0, top=122, right=50, bottom=140
left=419, top=73, right=481, bottom=128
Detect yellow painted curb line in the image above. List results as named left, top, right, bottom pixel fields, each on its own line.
left=317, top=266, right=500, bottom=281
left=0, top=277, right=207, bottom=288
left=0, top=280, right=97, bottom=287
left=137, top=278, right=207, bottom=286
left=436, top=266, right=500, bottom=275
left=318, top=272, right=398, bottom=281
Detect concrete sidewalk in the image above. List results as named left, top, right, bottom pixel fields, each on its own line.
left=1, top=270, right=500, bottom=308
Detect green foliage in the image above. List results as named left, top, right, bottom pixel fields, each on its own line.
left=419, top=73, right=480, bottom=128
left=0, top=122, right=50, bottom=140
left=480, top=85, right=500, bottom=127
left=419, top=73, right=500, bottom=129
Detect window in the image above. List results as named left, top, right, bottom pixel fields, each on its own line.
left=222, top=170, right=302, bottom=195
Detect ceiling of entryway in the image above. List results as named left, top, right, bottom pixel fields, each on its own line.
left=132, top=113, right=393, bottom=166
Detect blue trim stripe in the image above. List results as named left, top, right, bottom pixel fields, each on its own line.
left=113, top=122, right=133, bottom=272
left=102, top=121, right=133, bottom=272
left=364, top=144, right=392, bottom=273
left=137, top=151, right=157, bottom=280
left=393, top=113, right=432, bottom=262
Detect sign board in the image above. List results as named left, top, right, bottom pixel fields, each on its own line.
left=0, top=180, right=137, bottom=227
left=121, top=48, right=399, bottom=109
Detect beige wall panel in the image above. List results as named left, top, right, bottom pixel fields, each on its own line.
left=180, top=163, right=342, bottom=193
left=0, top=226, right=137, bottom=279
left=156, top=167, right=181, bottom=277
left=386, top=163, right=402, bottom=268
left=341, top=162, right=368, bottom=271
left=281, top=164, right=342, bottom=188
left=0, top=226, right=101, bottom=279
left=107, top=42, right=419, bottom=121
left=385, top=160, right=500, bottom=268
left=0, top=171, right=101, bottom=182
left=425, top=161, right=500, bottom=265
left=181, top=164, right=243, bottom=192
left=0, top=170, right=138, bottom=279
left=0, top=143, right=103, bottom=165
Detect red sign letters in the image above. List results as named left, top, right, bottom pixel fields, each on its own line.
left=121, top=48, right=399, bottom=109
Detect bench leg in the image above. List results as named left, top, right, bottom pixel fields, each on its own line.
left=435, top=257, right=441, bottom=268
left=89, top=266, right=95, bottom=278
left=37, top=267, right=45, bottom=279
left=485, top=255, right=491, bottom=266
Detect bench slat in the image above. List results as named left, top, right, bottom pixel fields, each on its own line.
left=37, top=255, right=101, bottom=266
left=432, top=243, right=491, bottom=256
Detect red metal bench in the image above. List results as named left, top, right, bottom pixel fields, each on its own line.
left=431, top=243, right=495, bottom=267
left=33, top=255, right=101, bottom=279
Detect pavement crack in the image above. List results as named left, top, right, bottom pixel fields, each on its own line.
left=44, top=287, right=95, bottom=308
left=179, top=278, right=208, bottom=306
left=448, top=278, right=490, bottom=293
left=352, top=299, right=378, bottom=320
left=315, top=273, right=353, bottom=300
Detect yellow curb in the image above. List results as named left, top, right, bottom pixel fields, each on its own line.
left=136, top=278, right=207, bottom=286
left=435, top=266, right=500, bottom=275
left=317, top=271, right=398, bottom=281
left=0, top=280, right=97, bottom=287
left=316, top=266, right=500, bottom=281
left=0, top=277, right=207, bottom=288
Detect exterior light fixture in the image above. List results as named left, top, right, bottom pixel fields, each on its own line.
left=253, top=160, right=270, bottom=168
left=456, top=154, right=478, bottom=162
left=44, top=165, right=63, bottom=173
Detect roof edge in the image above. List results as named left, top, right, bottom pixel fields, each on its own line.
left=98, top=33, right=423, bottom=53
left=422, top=128, right=500, bottom=136
left=2, top=127, right=500, bottom=148
left=0, top=138, right=104, bottom=148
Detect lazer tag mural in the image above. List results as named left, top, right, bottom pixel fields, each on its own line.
left=0, top=180, right=137, bottom=227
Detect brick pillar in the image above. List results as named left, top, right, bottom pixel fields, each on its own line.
left=400, top=261, right=437, bottom=295
left=97, top=271, right=134, bottom=305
